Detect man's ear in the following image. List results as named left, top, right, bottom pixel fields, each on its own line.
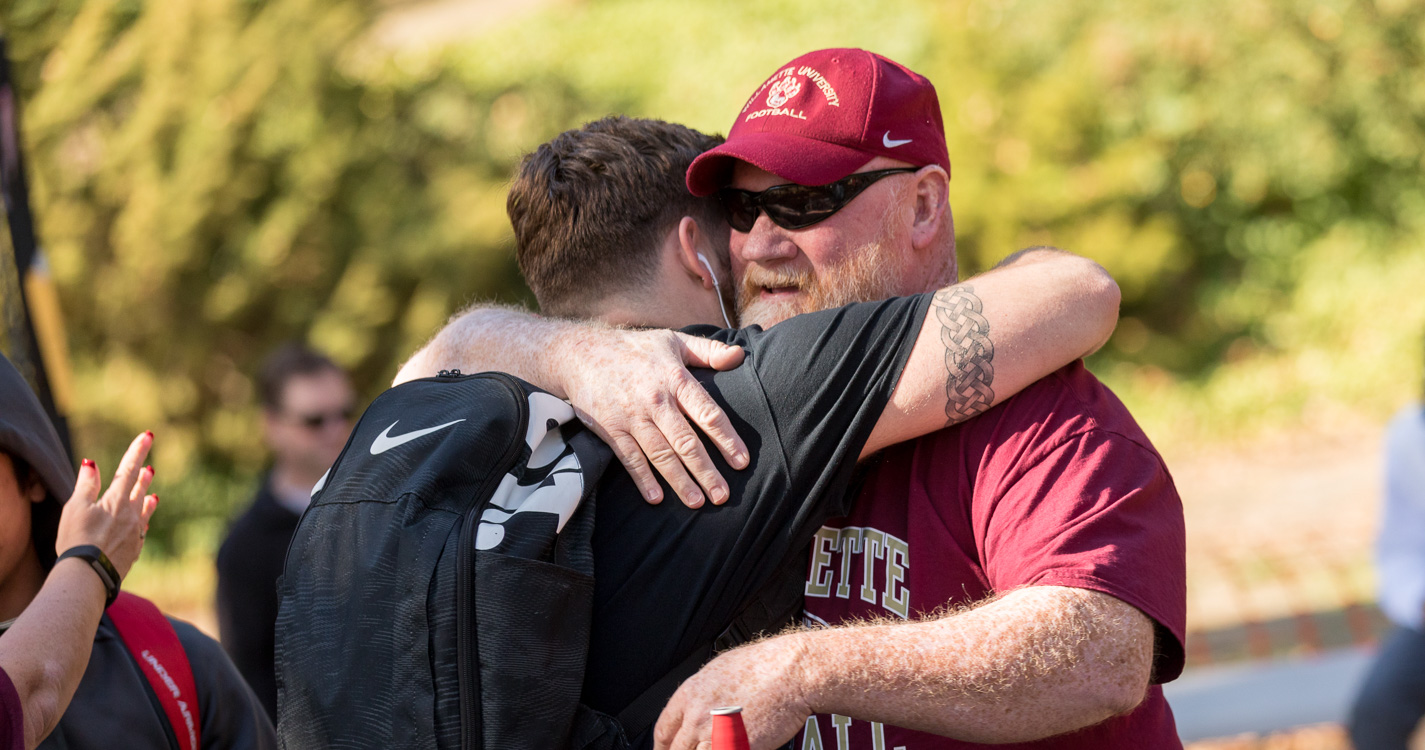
left=676, top=216, right=716, bottom=289
left=910, top=165, right=950, bottom=251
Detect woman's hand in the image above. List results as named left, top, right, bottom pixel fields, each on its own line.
left=54, top=431, right=160, bottom=580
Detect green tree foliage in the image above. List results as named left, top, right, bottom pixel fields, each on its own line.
left=2, top=0, right=547, bottom=546
left=2, top=0, right=1423, bottom=547
left=3, top=0, right=534, bottom=467
left=927, top=0, right=1425, bottom=438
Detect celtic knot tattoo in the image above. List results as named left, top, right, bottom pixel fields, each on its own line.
left=933, top=285, right=995, bottom=423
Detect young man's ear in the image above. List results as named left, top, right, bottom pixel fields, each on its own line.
left=910, top=165, right=950, bottom=251
left=676, top=216, right=718, bottom=290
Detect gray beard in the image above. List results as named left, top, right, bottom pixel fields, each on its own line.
left=736, top=239, right=901, bottom=329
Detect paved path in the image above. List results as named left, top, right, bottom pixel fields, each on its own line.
left=1167, top=647, right=1374, bottom=742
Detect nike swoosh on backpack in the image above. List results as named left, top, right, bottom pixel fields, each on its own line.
left=882, top=132, right=912, bottom=148
left=370, top=419, right=466, bottom=455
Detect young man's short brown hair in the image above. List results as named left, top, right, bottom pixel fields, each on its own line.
left=507, top=116, right=725, bottom=317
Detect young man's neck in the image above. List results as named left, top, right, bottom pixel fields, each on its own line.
left=0, top=545, right=46, bottom=621
left=583, top=224, right=731, bottom=330
left=589, top=296, right=720, bottom=331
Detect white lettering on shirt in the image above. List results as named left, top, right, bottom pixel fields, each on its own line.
left=802, top=716, right=825, bottom=750
left=883, top=534, right=910, bottom=619
left=835, top=528, right=862, bottom=599
left=832, top=714, right=852, bottom=748
left=804, top=525, right=911, bottom=620
left=803, top=714, right=906, bottom=750
left=807, top=527, right=836, bottom=597
left=859, top=529, right=885, bottom=605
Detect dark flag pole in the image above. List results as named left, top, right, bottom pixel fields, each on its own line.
left=0, top=35, right=74, bottom=460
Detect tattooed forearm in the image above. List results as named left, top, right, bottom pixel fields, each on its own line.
left=932, top=285, right=995, bottom=424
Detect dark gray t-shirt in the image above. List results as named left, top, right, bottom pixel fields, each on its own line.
left=584, top=293, right=933, bottom=716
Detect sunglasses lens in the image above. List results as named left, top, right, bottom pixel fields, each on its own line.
left=719, top=190, right=759, bottom=233
left=721, top=169, right=917, bottom=232
left=299, top=406, right=355, bottom=430
left=762, top=186, right=842, bottom=230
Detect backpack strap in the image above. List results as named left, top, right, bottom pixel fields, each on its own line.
left=108, top=592, right=202, bottom=750
left=616, top=559, right=806, bottom=741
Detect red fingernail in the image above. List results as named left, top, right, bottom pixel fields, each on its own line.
left=81, top=458, right=96, bottom=469
left=145, top=465, right=154, bottom=476
left=144, top=430, right=154, bottom=440
left=152, top=494, right=160, bottom=504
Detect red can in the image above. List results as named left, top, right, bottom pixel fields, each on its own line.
left=710, top=706, right=750, bottom=750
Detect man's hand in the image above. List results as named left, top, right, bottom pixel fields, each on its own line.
left=395, top=305, right=750, bottom=508
left=560, top=328, right=750, bottom=508
left=654, top=635, right=813, bottom=750
left=657, top=587, right=1155, bottom=746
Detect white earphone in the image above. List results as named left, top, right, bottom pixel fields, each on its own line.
left=697, top=253, right=734, bottom=329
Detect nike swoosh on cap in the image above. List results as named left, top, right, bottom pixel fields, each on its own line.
left=883, top=132, right=913, bottom=148
left=370, top=419, right=466, bottom=455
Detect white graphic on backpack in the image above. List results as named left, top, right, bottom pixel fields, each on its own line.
left=474, top=392, right=585, bottom=551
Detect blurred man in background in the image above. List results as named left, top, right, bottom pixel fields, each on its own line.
left=1349, top=334, right=1425, bottom=749
left=217, top=343, right=354, bottom=722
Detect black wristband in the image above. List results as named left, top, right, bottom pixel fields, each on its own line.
left=57, top=545, right=122, bottom=609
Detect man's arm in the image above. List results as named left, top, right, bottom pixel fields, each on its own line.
left=862, top=247, right=1118, bottom=457
left=653, top=587, right=1154, bottom=749
left=396, top=308, right=750, bottom=508
left=396, top=248, right=1116, bottom=500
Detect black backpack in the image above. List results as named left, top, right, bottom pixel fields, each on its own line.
left=275, top=371, right=801, bottom=750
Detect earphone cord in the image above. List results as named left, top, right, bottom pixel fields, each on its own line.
left=699, top=253, right=734, bottom=329
left=714, top=285, right=733, bottom=329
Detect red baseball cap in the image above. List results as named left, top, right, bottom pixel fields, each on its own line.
left=686, top=48, right=950, bottom=197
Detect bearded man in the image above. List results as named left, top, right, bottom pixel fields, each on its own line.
left=390, top=98, right=1147, bottom=746
left=403, top=52, right=1184, bottom=750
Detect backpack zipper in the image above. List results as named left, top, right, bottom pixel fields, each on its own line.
left=456, top=372, right=529, bottom=750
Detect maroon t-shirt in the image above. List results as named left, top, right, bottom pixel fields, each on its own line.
left=799, top=361, right=1186, bottom=749
left=1, top=665, right=22, bottom=750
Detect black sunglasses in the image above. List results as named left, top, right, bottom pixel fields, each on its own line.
left=291, top=406, right=356, bottom=430
left=718, top=167, right=919, bottom=233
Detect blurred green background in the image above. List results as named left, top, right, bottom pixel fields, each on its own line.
left=2, top=0, right=1424, bottom=568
